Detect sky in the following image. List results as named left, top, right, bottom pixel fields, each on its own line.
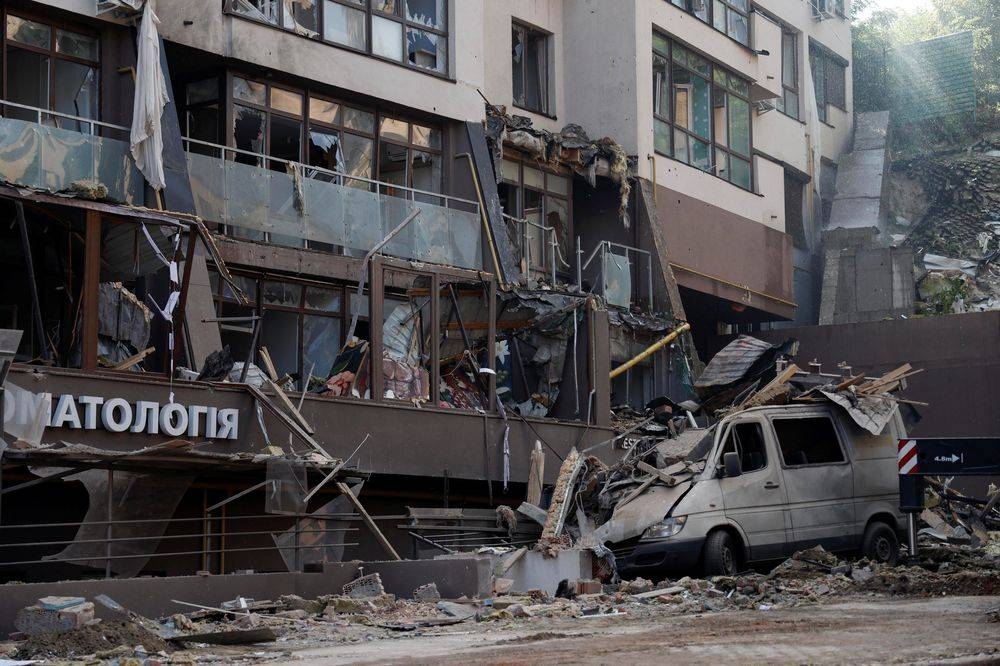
left=854, top=0, right=935, bottom=20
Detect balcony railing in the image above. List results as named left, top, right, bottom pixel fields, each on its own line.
left=0, top=100, right=143, bottom=205
left=579, top=241, right=654, bottom=310
left=183, top=138, right=484, bottom=271
left=503, top=212, right=558, bottom=284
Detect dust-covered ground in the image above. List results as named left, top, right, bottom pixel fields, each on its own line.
left=276, top=595, right=1000, bottom=665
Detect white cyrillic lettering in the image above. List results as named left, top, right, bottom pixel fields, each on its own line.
left=50, top=394, right=81, bottom=429
left=187, top=405, right=208, bottom=437
left=216, top=408, right=239, bottom=440
left=131, top=401, right=160, bottom=434
left=205, top=406, right=218, bottom=438
left=159, top=403, right=188, bottom=437
left=78, top=395, right=104, bottom=430
left=101, top=398, right=133, bottom=433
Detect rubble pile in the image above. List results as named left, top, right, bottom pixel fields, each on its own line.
left=895, top=135, right=1000, bottom=313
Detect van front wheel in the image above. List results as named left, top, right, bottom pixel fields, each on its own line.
left=862, top=522, right=900, bottom=565
left=703, top=530, right=739, bottom=576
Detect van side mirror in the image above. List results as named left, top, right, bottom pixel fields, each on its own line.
left=723, top=452, right=742, bottom=478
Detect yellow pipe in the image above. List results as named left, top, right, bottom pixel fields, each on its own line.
left=609, top=322, right=691, bottom=380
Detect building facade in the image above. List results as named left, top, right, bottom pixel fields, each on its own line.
left=0, top=0, right=852, bottom=581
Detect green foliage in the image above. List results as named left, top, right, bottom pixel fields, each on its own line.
left=851, top=0, right=999, bottom=122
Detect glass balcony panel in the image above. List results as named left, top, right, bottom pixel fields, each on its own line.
left=0, top=117, right=43, bottom=189
left=225, top=159, right=269, bottom=241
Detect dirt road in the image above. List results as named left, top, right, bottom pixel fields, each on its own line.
left=279, top=596, right=1000, bottom=665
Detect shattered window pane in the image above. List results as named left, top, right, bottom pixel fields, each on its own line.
left=411, top=150, right=441, bottom=195
left=372, top=0, right=397, bottom=13
left=309, top=127, right=342, bottom=172
left=342, top=106, right=375, bottom=133
left=283, top=0, right=319, bottom=36
left=310, top=96, right=340, bottom=125
left=378, top=141, right=409, bottom=194
left=230, top=0, right=280, bottom=25
left=233, top=105, right=266, bottom=162
left=406, top=0, right=444, bottom=29
left=512, top=23, right=549, bottom=114
left=342, top=132, right=374, bottom=184
left=690, top=137, right=711, bottom=172
left=712, top=0, right=726, bottom=32
left=233, top=77, right=267, bottom=106
left=56, top=29, right=99, bottom=61
left=303, top=314, right=341, bottom=387
left=379, top=117, right=409, bottom=143
left=269, top=113, right=302, bottom=165
left=305, top=286, right=341, bottom=311
left=407, top=27, right=445, bottom=73
left=673, top=129, right=688, bottom=163
left=412, top=123, right=441, bottom=149
left=6, top=15, right=50, bottom=48
left=692, top=0, right=709, bottom=22
left=323, top=0, right=366, bottom=50
left=53, top=61, right=98, bottom=128
left=263, top=281, right=302, bottom=306
left=372, top=15, right=404, bottom=61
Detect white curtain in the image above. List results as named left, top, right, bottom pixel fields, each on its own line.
left=130, top=0, right=169, bottom=191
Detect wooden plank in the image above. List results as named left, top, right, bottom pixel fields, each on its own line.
left=335, top=481, right=401, bottom=561
left=743, top=363, right=800, bottom=408
left=616, top=476, right=657, bottom=509
left=834, top=373, right=866, bottom=392
left=245, top=384, right=327, bottom=456
left=258, top=346, right=279, bottom=381
left=264, top=378, right=315, bottom=435
left=637, top=461, right=677, bottom=487
left=110, top=346, right=155, bottom=371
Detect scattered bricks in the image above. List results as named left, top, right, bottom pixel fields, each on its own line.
left=413, top=583, right=441, bottom=602
left=564, top=579, right=602, bottom=596
left=279, top=594, right=324, bottom=615
left=15, top=601, right=94, bottom=635
left=38, top=596, right=86, bottom=611
left=323, top=596, right=375, bottom=615
left=343, top=573, right=385, bottom=599
left=494, top=578, right=514, bottom=595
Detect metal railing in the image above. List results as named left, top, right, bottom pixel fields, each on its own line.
left=0, top=511, right=369, bottom=579
left=502, top=212, right=559, bottom=284
left=0, top=99, right=142, bottom=205
left=578, top=240, right=654, bottom=311
left=182, top=136, right=484, bottom=270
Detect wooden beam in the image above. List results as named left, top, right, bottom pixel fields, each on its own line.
left=637, top=460, right=677, bottom=487
left=258, top=346, right=279, bottom=381
left=81, top=210, right=102, bottom=371
left=335, top=481, right=401, bottom=561
left=264, top=378, right=315, bottom=435
left=111, top=346, right=155, bottom=371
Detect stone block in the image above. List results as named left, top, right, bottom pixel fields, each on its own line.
left=15, top=601, right=94, bottom=635
left=412, top=582, right=441, bottom=601
left=503, top=549, right=594, bottom=596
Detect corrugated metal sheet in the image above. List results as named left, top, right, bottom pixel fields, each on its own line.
left=891, top=30, right=976, bottom=123
left=694, top=334, right=775, bottom=389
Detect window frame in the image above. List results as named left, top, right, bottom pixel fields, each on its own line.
left=667, top=0, right=751, bottom=48
left=652, top=32, right=754, bottom=192
left=809, top=41, right=848, bottom=123
left=770, top=414, right=849, bottom=468
left=209, top=267, right=349, bottom=391
left=511, top=20, right=551, bottom=116
left=1, top=9, right=102, bottom=129
left=776, top=29, right=800, bottom=121
left=717, top=419, right=769, bottom=474
left=225, top=0, right=450, bottom=78
left=499, top=154, right=573, bottom=275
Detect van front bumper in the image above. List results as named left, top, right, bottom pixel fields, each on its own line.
left=613, top=537, right=703, bottom=576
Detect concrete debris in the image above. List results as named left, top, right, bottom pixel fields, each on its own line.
left=412, top=582, right=442, bottom=602
left=343, top=573, right=386, bottom=599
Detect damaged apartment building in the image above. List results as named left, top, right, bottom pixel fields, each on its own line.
left=0, top=0, right=854, bottom=582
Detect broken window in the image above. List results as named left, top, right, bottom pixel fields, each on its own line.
left=500, top=158, right=571, bottom=275
left=810, top=41, right=847, bottom=122
left=776, top=30, right=800, bottom=120
left=669, top=0, right=749, bottom=46
left=719, top=422, right=768, bottom=473
left=377, top=116, right=443, bottom=198
left=208, top=270, right=345, bottom=390
left=512, top=22, right=550, bottom=115
left=3, top=13, right=99, bottom=132
left=653, top=34, right=752, bottom=190
left=773, top=416, right=846, bottom=466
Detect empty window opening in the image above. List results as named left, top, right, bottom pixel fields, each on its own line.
left=773, top=416, right=845, bottom=466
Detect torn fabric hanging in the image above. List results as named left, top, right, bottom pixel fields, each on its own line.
left=130, top=0, right=169, bottom=191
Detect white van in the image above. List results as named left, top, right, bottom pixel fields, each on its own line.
left=599, top=403, right=907, bottom=577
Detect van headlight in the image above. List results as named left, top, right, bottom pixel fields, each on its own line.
left=640, top=515, right=686, bottom=541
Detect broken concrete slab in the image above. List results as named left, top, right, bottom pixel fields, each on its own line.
left=503, top=549, right=594, bottom=596
left=343, top=573, right=385, bottom=599
left=15, top=601, right=94, bottom=636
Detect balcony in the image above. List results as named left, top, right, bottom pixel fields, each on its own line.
left=0, top=101, right=143, bottom=205
left=183, top=139, right=484, bottom=271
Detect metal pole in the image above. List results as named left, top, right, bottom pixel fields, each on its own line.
left=576, top=236, right=582, bottom=289
left=907, top=512, right=918, bottom=558
left=294, top=515, right=302, bottom=572
left=550, top=232, right=557, bottom=285
left=15, top=202, right=51, bottom=361
left=105, top=467, right=113, bottom=579
left=240, top=312, right=263, bottom=384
